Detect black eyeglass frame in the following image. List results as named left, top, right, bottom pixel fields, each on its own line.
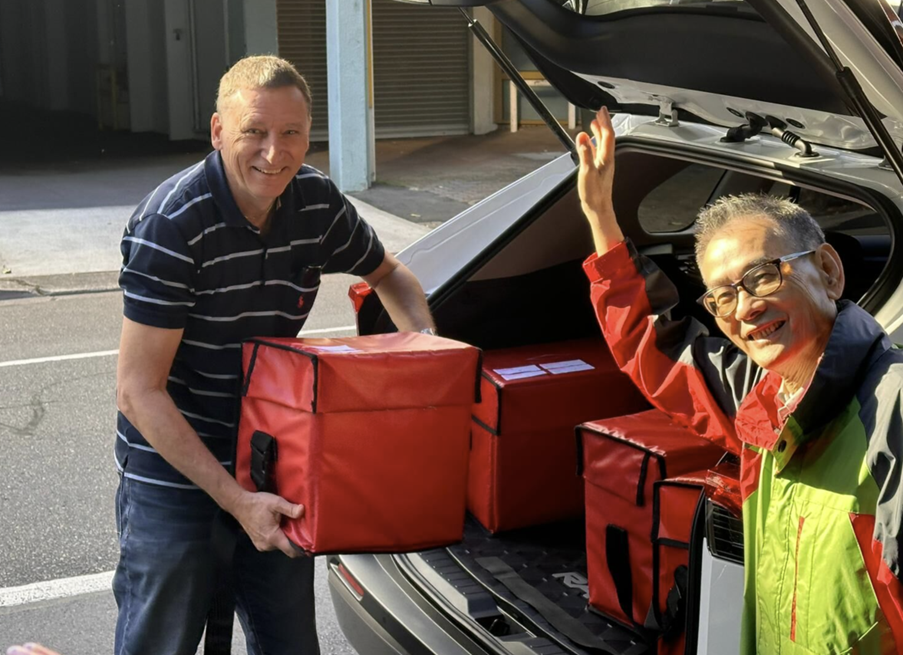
left=697, top=250, right=816, bottom=318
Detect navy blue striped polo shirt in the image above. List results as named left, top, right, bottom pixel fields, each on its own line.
left=116, top=151, right=385, bottom=488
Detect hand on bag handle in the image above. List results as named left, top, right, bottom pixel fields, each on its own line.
left=231, top=490, right=306, bottom=558
left=576, top=107, right=625, bottom=256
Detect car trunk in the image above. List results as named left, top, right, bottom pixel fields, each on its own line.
left=399, top=516, right=651, bottom=654
left=350, top=134, right=897, bottom=654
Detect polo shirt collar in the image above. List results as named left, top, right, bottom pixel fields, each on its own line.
left=735, top=300, right=891, bottom=471
left=204, top=151, right=300, bottom=230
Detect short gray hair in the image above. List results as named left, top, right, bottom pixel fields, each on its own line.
left=695, top=193, right=824, bottom=265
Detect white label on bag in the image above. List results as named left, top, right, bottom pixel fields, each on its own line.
left=540, top=359, right=594, bottom=375
left=494, top=365, right=547, bottom=381
left=307, top=345, right=359, bottom=353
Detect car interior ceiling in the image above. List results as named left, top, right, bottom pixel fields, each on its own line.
left=433, top=151, right=892, bottom=351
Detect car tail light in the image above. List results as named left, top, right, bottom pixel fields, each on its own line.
left=705, top=460, right=742, bottom=517
left=334, top=562, right=365, bottom=600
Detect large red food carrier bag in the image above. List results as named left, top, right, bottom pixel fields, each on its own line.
left=652, top=471, right=711, bottom=655
left=469, top=339, right=648, bottom=533
left=578, top=410, right=724, bottom=639
left=236, top=333, right=481, bottom=555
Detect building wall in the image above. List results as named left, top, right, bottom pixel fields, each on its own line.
left=0, top=0, right=100, bottom=118
left=125, top=0, right=169, bottom=133
left=191, top=0, right=229, bottom=129
left=0, top=0, right=47, bottom=107
left=65, top=0, right=100, bottom=118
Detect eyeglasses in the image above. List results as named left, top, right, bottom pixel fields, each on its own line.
left=698, top=250, right=815, bottom=318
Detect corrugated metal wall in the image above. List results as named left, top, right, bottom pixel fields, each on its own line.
left=276, top=0, right=470, bottom=140
left=371, top=0, right=470, bottom=137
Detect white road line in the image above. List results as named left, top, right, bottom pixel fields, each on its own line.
left=0, top=326, right=358, bottom=369
left=0, top=571, right=115, bottom=608
left=0, top=350, right=120, bottom=368
left=299, top=325, right=356, bottom=336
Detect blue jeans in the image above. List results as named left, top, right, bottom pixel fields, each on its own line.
left=113, top=475, right=320, bottom=655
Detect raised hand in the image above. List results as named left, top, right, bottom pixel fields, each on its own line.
left=576, top=107, right=624, bottom=254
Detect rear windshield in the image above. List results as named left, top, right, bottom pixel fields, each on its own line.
left=558, top=0, right=745, bottom=17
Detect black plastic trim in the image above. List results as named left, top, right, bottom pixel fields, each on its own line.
left=682, top=494, right=709, bottom=654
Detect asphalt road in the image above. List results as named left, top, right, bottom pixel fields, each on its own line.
left=0, top=274, right=369, bottom=654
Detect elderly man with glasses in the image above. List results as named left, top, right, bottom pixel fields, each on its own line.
left=577, top=108, right=903, bottom=654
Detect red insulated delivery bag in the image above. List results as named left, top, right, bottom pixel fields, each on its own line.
left=469, top=339, right=648, bottom=533
left=578, top=410, right=725, bottom=640
left=651, top=471, right=712, bottom=655
left=236, top=332, right=481, bottom=555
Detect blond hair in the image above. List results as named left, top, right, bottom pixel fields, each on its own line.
left=216, top=55, right=312, bottom=114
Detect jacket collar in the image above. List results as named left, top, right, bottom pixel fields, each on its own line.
left=793, top=300, right=892, bottom=435
left=735, top=300, right=892, bottom=469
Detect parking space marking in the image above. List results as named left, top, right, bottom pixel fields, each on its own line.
left=0, top=325, right=357, bottom=369
left=0, top=571, right=115, bottom=608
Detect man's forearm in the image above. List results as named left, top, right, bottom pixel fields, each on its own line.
left=120, top=389, right=244, bottom=513
left=584, top=206, right=625, bottom=256
left=373, top=264, right=435, bottom=332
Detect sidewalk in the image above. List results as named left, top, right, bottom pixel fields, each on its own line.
left=0, top=119, right=571, bottom=294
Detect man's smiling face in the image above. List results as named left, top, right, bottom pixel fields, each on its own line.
left=699, top=216, right=842, bottom=385
left=211, top=85, right=311, bottom=218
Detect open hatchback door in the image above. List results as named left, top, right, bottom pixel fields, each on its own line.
left=408, top=0, right=903, bottom=167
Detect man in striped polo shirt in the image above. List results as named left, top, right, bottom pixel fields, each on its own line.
left=114, top=56, right=436, bottom=654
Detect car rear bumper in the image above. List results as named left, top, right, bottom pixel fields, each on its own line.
left=327, top=554, right=491, bottom=655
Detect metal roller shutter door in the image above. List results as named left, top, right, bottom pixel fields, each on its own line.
left=277, top=0, right=471, bottom=139
left=372, top=0, right=471, bottom=138
left=276, top=0, right=328, bottom=140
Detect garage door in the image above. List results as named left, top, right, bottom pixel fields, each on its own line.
left=371, top=0, right=471, bottom=138
left=276, top=0, right=471, bottom=139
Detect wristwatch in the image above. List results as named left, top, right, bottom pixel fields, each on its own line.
left=419, top=327, right=438, bottom=336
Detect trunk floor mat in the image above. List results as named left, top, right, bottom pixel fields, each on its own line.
left=442, top=515, right=651, bottom=655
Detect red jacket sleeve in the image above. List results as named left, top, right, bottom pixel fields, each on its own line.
left=583, top=240, right=752, bottom=455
